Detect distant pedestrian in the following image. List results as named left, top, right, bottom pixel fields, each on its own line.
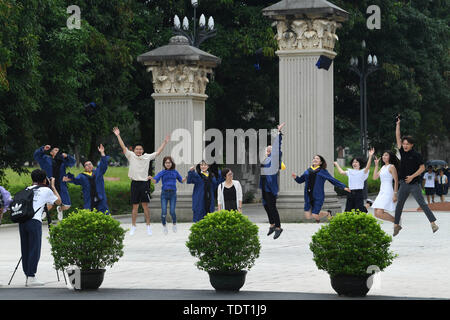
left=422, top=166, right=436, bottom=204
left=435, top=168, right=448, bottom=203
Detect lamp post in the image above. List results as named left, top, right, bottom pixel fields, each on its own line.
left=173, top=0, right=216, bottom=48
left=349, top=40, right=380, bottom=157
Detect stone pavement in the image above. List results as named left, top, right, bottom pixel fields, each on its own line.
left=1, top=195, right=449, bottom=300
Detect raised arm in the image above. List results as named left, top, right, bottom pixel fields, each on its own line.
left=62, top=152, right=76, bottom=168
left=395, top=117, right=402, bottom=149
left=333, top=161, right=347, bottom=175
left=96, top=144, right=110, bottom=176
left=364, top=148, right=375, bottom=174
left=373, top=157, right=381, bottom=180
left=155, top=134, right=170, bottom=156
left=113, top=127, right=128, bottom=155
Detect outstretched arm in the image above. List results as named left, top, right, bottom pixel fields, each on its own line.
left=113, top=127, right=128, bottom=155
left=390, top=165, right=399, bottom=202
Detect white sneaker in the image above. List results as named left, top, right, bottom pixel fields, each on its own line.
left=172, top=224, right=177, bottom=233
left=26, top=276, right=44, bottom=287
left=147, top=225, right=152, bottom=235
left=129, top=225, right=137, bottom=236
left=163, top=225, right=168, bottom=235
left=57, top=206, right=63, bottom=221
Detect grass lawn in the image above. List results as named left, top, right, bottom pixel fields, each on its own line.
left=1, top=166, right=136, bottom=223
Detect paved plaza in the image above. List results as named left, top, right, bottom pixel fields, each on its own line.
left=1, top=196, right=449, bottom=300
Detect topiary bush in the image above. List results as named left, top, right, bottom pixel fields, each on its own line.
left=48, top=209, right=126, bottom=270
left=186, top=210, right=261, bottom=272
left=310, top=210, right=397, bottom=277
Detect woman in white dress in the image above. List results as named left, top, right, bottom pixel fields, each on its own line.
left=372, top=151, right=399, bottom=223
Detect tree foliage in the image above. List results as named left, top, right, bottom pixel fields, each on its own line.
left=0, top=0, right=449, bottom=185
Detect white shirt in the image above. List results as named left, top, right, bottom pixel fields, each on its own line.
left=124, top=149, right=157, bottom=181
left=346, top=169, right=369, bottom=190
left=28, top=185, right=58, bottom=222
left=423, top=172, right=436, bottom=188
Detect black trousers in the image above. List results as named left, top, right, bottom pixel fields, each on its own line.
left=262, top=190, right=281, bottom=228
left=19, top=219, right=42, bottom=277
left=345, top=189, right=368, bottom=213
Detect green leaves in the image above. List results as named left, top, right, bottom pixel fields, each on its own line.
left=186, top=210, right=261, bottom=272
left=310, top=210, right=397, bottom=277
left=48, top=209, right=126, bottom=270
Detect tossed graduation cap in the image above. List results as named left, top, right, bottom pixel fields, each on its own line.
left=84, top=102, right=97, bottom=118
left=315, top=55, right=333, bottom=70
left=254, top=48, right=263, bottom=71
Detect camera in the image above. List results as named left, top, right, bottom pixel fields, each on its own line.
left=395, top=114, right=402, bottom=122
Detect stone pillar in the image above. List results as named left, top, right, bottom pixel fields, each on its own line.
left=263, top=1, right=348, bottom=221
left=137, top=36, right=220, bottom=222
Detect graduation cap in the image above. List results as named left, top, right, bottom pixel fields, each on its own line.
left=254, top=48, right=263, bottom=71
left=84, top=102, right=97, bottom=118
left=315, top=55, right=333, bottom=70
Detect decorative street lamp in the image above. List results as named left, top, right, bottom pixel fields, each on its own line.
left=173, top=0, right=216, bottom=48
left=349, top=40, right=380, bottom=157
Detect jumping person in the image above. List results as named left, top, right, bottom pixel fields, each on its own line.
left=113, top=127, right=169, bottom=236
left=371, top=151, right=400, bottom=223
left=187, top=160, right=222, bottom=222
left=62, top=144, right=110, bottom=214
left=33, top=145, right=75, bottom=221
left=422, top=166, right=436, bottom=204
left=0, top=185, right=12, bottom=225
left=148, top=156, right=186, bottom=234
left=20, top=170, right=61, bottom=286
left=334, top=148, right=375, bottom=213
left=393, top=117, right=439, bottom=236
left=293, top=155, right=350, bottom=223
left=260, top=123, right=285, bottom=239
left=217, top=168, right=243, bottom=212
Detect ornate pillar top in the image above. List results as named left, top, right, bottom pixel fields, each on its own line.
left=262, top=1, right=349, bottom=52
left=137, top=36, right=221, bottom=95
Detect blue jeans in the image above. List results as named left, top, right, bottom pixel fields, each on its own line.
left=161, top=190, right=177, bottom=225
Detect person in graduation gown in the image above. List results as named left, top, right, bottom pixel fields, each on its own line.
left=259, top=123, right=285, bottom=239
left=63, top=144, right=110, bottom=214
left=33, top=144, right=76, bottom=220
left=292, top=155, right=350, bottom=223
left=187, top=160, right=223, bottom=222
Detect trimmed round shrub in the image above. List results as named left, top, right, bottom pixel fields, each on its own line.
left=310, top=210, right=397, bottom=277
left=186, top=210, right=261, bottom=272
left=48, top=209, right=126, bottom=270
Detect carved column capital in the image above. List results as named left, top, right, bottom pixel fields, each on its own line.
left=147, top=61, right=213, bottom=95
left=275, top=18, right=341, bottom=52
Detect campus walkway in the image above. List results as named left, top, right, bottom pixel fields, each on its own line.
left=1, top=196, right=449, bottom=300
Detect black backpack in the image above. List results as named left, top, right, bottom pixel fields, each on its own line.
left=10, top=186, right=44, bottom=223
